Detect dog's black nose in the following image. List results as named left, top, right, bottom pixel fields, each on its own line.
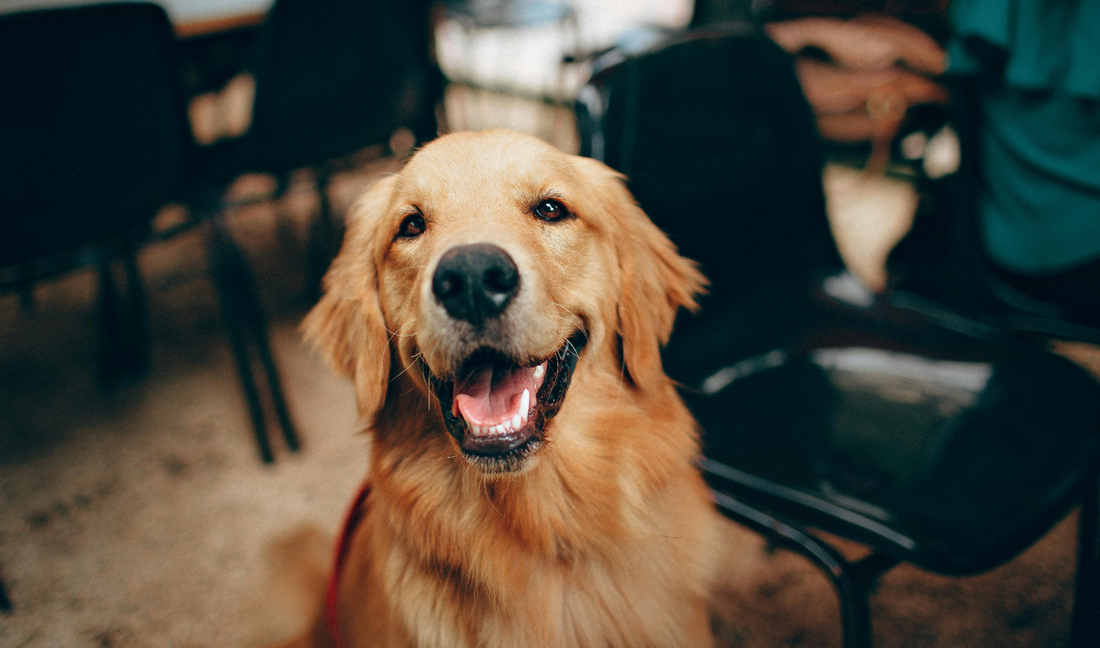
left=432, top=243, right=520, bottom=327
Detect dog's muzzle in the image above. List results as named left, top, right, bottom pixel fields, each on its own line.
left=426, top=243, right=586, bottom=472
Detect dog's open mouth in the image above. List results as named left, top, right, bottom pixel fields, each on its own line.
left=429, top=333, right=585, bottom=472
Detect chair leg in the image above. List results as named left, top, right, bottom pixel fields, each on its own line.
left=846, top=552, right=901, bottom=646
left=96, top=247, right=149, bottom=383
left=305, top=168, right=341, bottom=305
left=206, top=214, right=298, bottom=463
left=1070, top=474, right=1100, bottom=647
left=0, top=571, right=11, bottom=612
left=208, top=218, right=273, bottom=463
left=217, top=289, right=274, bottom=464
left=235, top=235, right=300, bottom=454
left=834, top=569, right=874, bottom=648
left=710, top=489, right=894, bottom=648
left=251, top=320, right=300, bottom=453
left=121, top=248, right=150, bottom=374
left=96, top=255, right=123, bottom=376
left=15, top=267, right=35, bottom=315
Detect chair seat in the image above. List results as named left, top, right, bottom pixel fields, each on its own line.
left=685, top=271, right=1100, bottom=575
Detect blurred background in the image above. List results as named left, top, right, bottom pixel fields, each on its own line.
left=1, top=0, right=1098, bottom=646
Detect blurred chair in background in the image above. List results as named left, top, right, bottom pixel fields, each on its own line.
left=577, top=27, right=1100, bottom=648
left=0, top=2, right=193, bottom=382
left=178, top=17, right=263, bottom=98
left=181, top=0, right=446, bottom=457
left=0, top=2, right=298, bottom=464
left=196, top=0, right=444, bottom=302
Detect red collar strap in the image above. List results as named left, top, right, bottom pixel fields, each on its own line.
left=325, top=479, right=372, bottom=648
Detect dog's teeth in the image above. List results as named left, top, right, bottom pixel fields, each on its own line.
left=533, top=364, right=545, bottom=380
left=520, top=388, right=530, bottom=421
left=511, top=414, right=522, bottom=430
left=472, top=424, right=483, bottom=436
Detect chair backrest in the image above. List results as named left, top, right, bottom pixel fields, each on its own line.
left=244, top=0, right=439, bottom=173
left=576, top=27, right=843, bottom=304
left=0, top=2, right=191, bottom=267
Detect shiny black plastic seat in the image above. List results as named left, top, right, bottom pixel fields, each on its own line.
left=576, top=26, right=1100, bottom=648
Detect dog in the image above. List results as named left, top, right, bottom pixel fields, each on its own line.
left=285, top=129, right=728, bottom=647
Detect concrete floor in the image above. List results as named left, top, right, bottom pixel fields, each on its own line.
left=1, top=93, right=1096, bottom=647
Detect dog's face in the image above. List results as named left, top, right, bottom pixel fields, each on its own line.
left=305, top=131, right=704, bottom=475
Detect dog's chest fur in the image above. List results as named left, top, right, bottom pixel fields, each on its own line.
left=339, top=382, right=717, bottom=648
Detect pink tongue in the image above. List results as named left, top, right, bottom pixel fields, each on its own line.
left=453, top=364, right=539, bottom=426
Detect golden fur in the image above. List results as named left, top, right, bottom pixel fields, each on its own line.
left=286, top=130, right=726, bottom=648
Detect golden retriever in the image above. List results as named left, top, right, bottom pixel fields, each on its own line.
left=287, top=129, right=727, bottom=648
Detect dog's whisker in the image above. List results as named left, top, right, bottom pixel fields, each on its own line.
left=392, top=325, right=419, bottom=342
left=458, top=463, right=480, bottom=498
left=387, top=328, right=418, bottom=341
left=386, top=322, right=427, bottom=386
left=389, top=362, right=416, bottom=384
left=389, top=351, right=423, bottom=387
left=384, top=322, right=413, bottom=344
left=482, top=481, right=504, bottom=518
left=550, top=301, right=586, bottom=333
left=421, top=361, right=440, bottom=412
left=390, top=361, right=438, bottom=414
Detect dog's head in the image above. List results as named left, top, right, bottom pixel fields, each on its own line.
left=304, top=130, right=705, bottom=475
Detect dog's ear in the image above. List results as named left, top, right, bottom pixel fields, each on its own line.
left=601, top=171, right=707, bottom=390
left=302, top=175, right=396, bottom=424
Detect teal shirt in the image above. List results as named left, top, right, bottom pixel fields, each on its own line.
left=948, top=0, right=1100, bottom=274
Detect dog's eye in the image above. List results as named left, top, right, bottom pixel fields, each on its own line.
left=533, top=198, right=570, bottom=222
left=398, top=213, right=426, bottom=238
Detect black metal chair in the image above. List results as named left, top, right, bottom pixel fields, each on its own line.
left=576, top=26, right=1100, bottom=648
left=0, top=2, right=298, bottom=464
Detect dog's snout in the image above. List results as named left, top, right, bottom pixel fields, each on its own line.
left=433, top=243, right=519, bottom=326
